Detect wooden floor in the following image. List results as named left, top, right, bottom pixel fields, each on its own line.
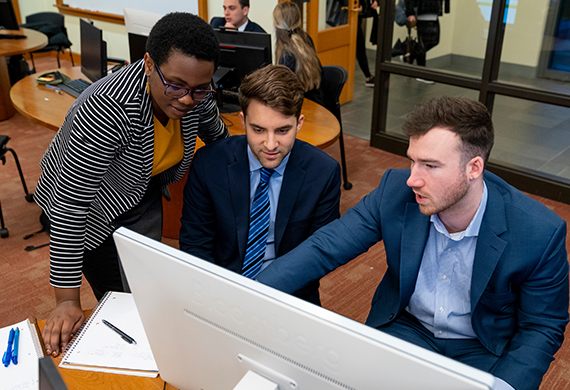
left=2, top=56, right=570, bottom=389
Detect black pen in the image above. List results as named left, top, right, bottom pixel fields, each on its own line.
left=102, top=319, right=137, bottom=345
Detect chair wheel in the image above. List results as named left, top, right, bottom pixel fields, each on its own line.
left=25, top=193, right=34, bottom=202
left=0, top=228, right=8, bottom=238
left=343, top=182, right=353, bottom=190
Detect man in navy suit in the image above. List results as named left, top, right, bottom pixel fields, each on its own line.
left=210, top=0, right=266, bottom=32
left=179, top=64, right=341, bottom=305
left=257, top=97, right=569, bottom=390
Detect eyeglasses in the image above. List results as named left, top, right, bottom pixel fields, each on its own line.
left=154, top=62, right=215, bottom=102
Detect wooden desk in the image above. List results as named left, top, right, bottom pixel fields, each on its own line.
left=38, top=313, right=178, bottom=390
left=0, top=28, right=47, bottom=121
left=10, top=66, right=341, bottom=238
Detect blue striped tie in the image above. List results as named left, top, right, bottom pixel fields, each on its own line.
left=242, top=167, right=274, bottom=278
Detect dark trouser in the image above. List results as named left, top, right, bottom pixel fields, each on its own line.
left=416, top=20, right=440, bottom=67
left=356, top=16, right=372, bottom=78
left=82, top=177, right=163, bottom=300
left=378, top=310, right=500, bottom=373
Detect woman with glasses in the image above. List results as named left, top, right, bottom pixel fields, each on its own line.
left=273, top=2, right=324, bottom=106
left=35, top=12, right=229, bottom=357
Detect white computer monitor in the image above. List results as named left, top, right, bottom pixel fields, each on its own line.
left=114, top=227, right=495, bottom=390
left=123, top=8, right=162, bottom=63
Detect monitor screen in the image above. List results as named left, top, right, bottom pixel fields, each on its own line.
left=114, top=227, right=495, bottom=390
left=213, top=29, right=272, bottom=91
left=0, top=0, right=19, bottom=30
left=80, top=19, right=107, bottom=83
left=123, top=8, right=162, bottom=63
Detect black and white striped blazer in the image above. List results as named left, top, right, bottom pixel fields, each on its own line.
left=34, top=60, right=229, bottom=288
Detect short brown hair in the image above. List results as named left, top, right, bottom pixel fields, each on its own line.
left=402, top=96, right=494, bottom=166
left=238, top=64, right=304, bottom=119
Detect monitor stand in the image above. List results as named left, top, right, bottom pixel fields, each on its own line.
left=234, top=371, right=278, bottom=390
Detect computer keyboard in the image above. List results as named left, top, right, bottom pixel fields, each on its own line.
left=59, top=78, right=92, bottom=98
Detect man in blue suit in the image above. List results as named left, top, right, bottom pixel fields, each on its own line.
left=257, top=96, right=569, bottom=390
left=179, top=64, right=341, bottom=305
left=210, top=0, right=266, bottom=33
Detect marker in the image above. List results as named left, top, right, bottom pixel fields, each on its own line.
left=102, top=320, right=137, bottom=345
left=11, top=328, right=19, bottom=365
left=2, top=328, right=14, bottom=367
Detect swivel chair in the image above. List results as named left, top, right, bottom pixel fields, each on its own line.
left=25, top=12, right=74, bottom=73
left=320, top=65, right=352, bottom=190
left=0, top=136, right=34, bottom=238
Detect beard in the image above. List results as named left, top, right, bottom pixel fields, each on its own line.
left=416, top=172, right=469, bottom=216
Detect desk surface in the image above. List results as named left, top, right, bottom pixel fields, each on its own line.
left=1, top=28, right=48, bottom=121
left=38, top=313, right=178, bottom=390
left=10, top=66, right=341, bottom=239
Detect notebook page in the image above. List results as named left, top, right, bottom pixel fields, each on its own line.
left=59, top=292, right=158, bottom=375
left=1, top=318, right=43, bottom=390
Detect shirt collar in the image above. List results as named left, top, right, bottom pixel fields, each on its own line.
left=430, top=182, right=488, bottom=240
left=238, top=20, right=249, bottom=32
left=247, top=145, right=290, bottom=176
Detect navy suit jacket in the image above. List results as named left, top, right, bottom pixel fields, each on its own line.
left=179, top=135, right=341, bottom=304
left=257, top=169, right=569, bottom=390
left=210, top=17, right=266, bottom=33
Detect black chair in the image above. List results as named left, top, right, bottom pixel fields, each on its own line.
left=320, top=65, right=352, bottom=190
left=1, top=136, right=34, bottom=238
left=24, top=12, right=74, bottom=73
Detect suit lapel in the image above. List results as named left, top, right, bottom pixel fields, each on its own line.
left=400, top=202, right=430, bottom=303
left=471, top=181, right=507, bottom=310
left=228, top=138, right=251, bottom=261
left=274, top=143, right=305, bottom=254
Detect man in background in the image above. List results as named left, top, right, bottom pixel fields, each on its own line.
left=210, top=0, right=266, bottom=32
left=179, top=65, right=341, bottom=306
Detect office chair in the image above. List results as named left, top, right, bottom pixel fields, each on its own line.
left=0, top=136, right=34, bottom=238
left=320, top=65, right=352, bottom=190
left=24, top=12, right=74, bottom=73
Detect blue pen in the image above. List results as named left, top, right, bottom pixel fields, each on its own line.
left=11, top=328, right=19, bottom=365
left=45, top=84, right=62, bottom=94
left=2, top=328, right=14, bottom=367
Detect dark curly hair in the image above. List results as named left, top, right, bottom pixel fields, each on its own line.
left=146, top=12, right=220, bottom=68
left=402, top=96, right=494, bottom=166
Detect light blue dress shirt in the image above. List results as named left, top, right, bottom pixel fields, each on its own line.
left=247, top=146, right=290, bottom=272
left=406, top=183, right=488, bottom=339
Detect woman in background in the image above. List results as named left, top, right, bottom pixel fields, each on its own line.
left=273, top=1, right=324, bottom=106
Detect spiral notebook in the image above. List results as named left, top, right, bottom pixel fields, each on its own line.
left=2, top=318, right=45, bottom=390
left=59, top=291, right=159, bottom=377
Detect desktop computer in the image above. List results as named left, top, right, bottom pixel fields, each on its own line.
left=114, top=227, right=495, bottom=390
left=123, top=8, right=162, bottom=63
left=0, top=0, right=19, bottom=31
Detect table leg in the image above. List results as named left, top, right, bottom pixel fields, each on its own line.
left=0, top=56, right=16, bottom=121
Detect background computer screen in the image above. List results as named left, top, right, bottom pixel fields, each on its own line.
left=80, top=19, right=107, bottom=83
left=213, top=29, right=272, bottom=92
left=123, top=8, right=162, bottom=63
left=114, top=227, right=495, bottom=390
left=0, top=0, right=19, bottom=30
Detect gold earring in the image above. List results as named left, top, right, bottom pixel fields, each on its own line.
left=146, top=81, right=150, bottom=94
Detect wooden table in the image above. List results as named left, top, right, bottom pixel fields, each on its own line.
left=10, top=66, right=341, bottom=238
left=38, top=313, right=178, bottom=390
left=0, top=28, right=47, bottom=121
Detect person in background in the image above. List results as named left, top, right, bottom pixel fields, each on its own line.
left=36, top=12, right=229, bottom=357
left=179, top=64, right=341, bottom=306
left=258, top=96, right=569, bottom=390
left=210, top=0, right=266, bottom=33
left=406, top=0, right=450, bottom=83
left=273, top=1, right=325, bottom=107
left=357, top=0, right=378, bottom=87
